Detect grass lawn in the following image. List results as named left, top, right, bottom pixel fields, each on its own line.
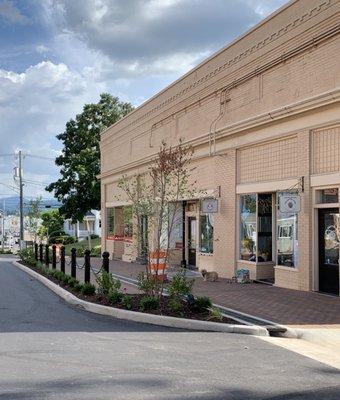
left=64, top=237, right=101, bottom=257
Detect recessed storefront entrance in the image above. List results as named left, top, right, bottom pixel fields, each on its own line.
left=318, top=208, right=340, bottom=296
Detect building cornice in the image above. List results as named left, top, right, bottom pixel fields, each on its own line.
left=101, top=0, right=337, bottom=141
left=98, top=87, right=340, bottom=181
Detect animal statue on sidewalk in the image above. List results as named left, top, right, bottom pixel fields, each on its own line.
left=201, top=269, right=219, bottom=282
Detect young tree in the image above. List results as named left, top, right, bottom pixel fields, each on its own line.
left=118, top=141, right=194, bottom=300
left=25, top=197, right=42, bottom=242
left=47, top=93, right=133, bottom=222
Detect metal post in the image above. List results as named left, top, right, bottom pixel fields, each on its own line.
left=102, top=251, right=109, bottom=273
left=45, top=244, right=49, bottom=267
left=60, top=246, right=65, bottom=274
left=34, top=242, right=38, bottom=261
left=52, top=245, right=56, bottom=269
left=71, top=248, right=77, bottom=278
left=39, top=243, right=43, bottom=263
left=84, top=249, right=91, bottom=283
left=18, top=150, right=24, bottom=250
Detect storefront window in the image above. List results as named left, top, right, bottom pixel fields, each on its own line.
left=200, top=214, right=214, bottom=253
left=123, top=206, right=133, bottom=237
left=277, top=193, right=298, bottom=267
left=240, top=194, right=257, bottom=261
left=319, top=188, right=338, bottom=204
left=107, top=208, right=115, bottom=238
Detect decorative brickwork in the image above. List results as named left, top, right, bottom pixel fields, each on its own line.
left=313, top=125, right=340, bottom=174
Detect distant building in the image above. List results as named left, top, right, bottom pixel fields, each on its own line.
left=63, top=210, right=101, bottom=240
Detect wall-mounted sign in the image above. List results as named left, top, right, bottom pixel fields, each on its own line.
left=279, top=194, right=301, bottom=213
left=201, top=198, right=218, bottom=213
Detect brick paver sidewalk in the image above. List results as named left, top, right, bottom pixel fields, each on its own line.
left=73, top=257, right=340, bottom=326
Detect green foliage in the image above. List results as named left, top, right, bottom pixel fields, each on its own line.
left=137, top=272, right=158, bottom=296
left=53, top=235, right=76, bottom=245
left=192, top=296, right=212, bottom=313
left=67, top=277, right=79, bottom=288
left=25, top=197, right=42, bottom=241
left=169, top=298, right=183, bottom=314
left=18, top=248, right=37, bottom=266
left=96, top=271, right=121, bottom=296
left=81, top=283, right=96, bottom=296
left=207, top=307, right=223, bottom=321
left=0, top=249, right=12, bottom=254
left=46, top=93, right=134, bottom=221
left=108, top=291, right=122, bottom=305
left=168, top=270, right=194, bottom=300
left=139, top=296, right=159, bottom=311
left=74, top=282, right=83, bottom=292
left=40, top=209, right=65, bottom=243
left=121, top=295, right=132, bottom=310
left=90, top=234, right=99, bottom=239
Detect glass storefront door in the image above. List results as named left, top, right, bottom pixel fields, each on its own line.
left=318, top=208, right=340, bottom=295
left=188, top=217, right=197, bottom=267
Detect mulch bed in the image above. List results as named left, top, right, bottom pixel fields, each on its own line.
left=19, top=261, right=239, bottom=325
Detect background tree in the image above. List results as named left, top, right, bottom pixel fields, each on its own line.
left=25, top=197, right=42, bottom=242
left=38, top=209, right=64, bottom=243
left=47, top=93, right=133, bottom=221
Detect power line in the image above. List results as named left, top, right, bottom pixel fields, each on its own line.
left=25, top=154, right=56, bottom=161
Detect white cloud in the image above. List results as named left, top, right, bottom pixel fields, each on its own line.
left=0, top=60, right=109, bottom=198
left=36, top=44, right=49, bottom=54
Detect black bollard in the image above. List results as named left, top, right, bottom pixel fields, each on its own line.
left=84, top=249, right=91, bottom=283
left=52, top=245, right=57, bottom=269
left=60, top=246, right=65, bottom=274
left=102, top=251, right=110, bottom=273
left=34, top=243, right=38, bottom=261
left=71, top=248, right=77, bottom=278
left=45, top=244, right=49, bottom=267
left=39, top=243, right=43, bottom=263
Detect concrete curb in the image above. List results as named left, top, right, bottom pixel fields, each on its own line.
left=12, top=261, right=269, bottom=336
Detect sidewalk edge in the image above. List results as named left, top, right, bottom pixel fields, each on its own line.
left=12, top=261, right=269, bottom=336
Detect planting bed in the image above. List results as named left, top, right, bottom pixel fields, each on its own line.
left=19, top=261, right=238, bottom=325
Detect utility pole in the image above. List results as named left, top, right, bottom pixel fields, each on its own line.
left=18, top=151, right=24, bottom=249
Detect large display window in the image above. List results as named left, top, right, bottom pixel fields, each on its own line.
left=200, top=214, right=214, bottom=254
left=240, top=193, right=273, bottom=262
left=277, top=192, right=298, bottom=268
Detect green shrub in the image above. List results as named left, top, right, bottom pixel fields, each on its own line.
left=67, top=277, right=78, bottom=288
left=90, top=234, right=99, bottom=239
left=62, top=236, right=76, bottom=245
left=207, top=307, right=223, bottom=321
left=74, top=282, right=83, bottom=292
left=168, top=270, right=194, bottom=300
left=169, top=298, right=182, bottom=314
left=81, top=283, right=96, bottom=296
left=192, top=296, right=212, bottom=312
left=18, top=248, right=37, bottom=266
left=61, top=274, right=72, bottom=285
left=121, top=295, right=132, bottom=310
left=137, top=272, right=158, bottom=296
left=96, top=271, right=121, bottom=295
left=108, top=290, right=122, bottom=305
left=139, top=296, right=159, bottom=311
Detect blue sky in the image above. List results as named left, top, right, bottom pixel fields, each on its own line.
left=0, top=0, right=287, bottom=199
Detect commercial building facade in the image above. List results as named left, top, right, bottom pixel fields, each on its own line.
left=100, top=0, right=340, bottom=295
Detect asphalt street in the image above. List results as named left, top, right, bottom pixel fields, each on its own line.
left=0, top=258, right=339, bottom=400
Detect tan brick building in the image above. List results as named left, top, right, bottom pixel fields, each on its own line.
left=100, top=0, right=340, bottom=295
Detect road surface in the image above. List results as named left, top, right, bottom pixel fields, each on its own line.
left=0, top=258, right=339, bottom=399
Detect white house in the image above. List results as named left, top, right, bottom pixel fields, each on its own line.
left=63, top=210, right=101, bottom=240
